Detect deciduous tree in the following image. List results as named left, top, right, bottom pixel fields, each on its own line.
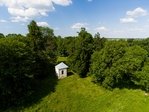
left=69, top=28, right=93, bottom=77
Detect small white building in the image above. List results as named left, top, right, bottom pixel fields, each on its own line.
left=55, top=62, right=68, bottom=79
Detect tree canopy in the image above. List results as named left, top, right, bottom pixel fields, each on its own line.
left=68, top=28, right=93, bottom=77
left=0, top=20, right=57, bottom=108
left=90, top=40, right=149, bottom=91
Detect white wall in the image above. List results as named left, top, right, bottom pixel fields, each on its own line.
left=55, top=67, right=67, bottom=79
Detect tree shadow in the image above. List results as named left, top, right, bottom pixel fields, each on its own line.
left=67, top=71, right=74, bottom=76
left=2, top=66, right=58, bottom=111
left=23, top=74, right=58, bottom=108
left=114, top=80, right=144, bottom=91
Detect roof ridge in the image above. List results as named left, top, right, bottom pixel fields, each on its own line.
left=55, top=62, right=68, bottom=69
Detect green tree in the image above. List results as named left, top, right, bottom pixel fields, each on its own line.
left=0, top=37, right=34, bottom=108
left=133, top=38, right=149, bottom=53
left=39, top=26, right=57, bottom=51
left=27, top=20, right=56, bottom=79
left=27, top=20, right=44, bottom=51
left=0, top=33, right=5, bottom=38
left=93, top=32, right=107, bottom=51
left=111, top=46, right=148, bottom=87
left=39, top=26, right=57, bottom=63
left=69, top=28, right=93, bottom=77
left=133, top=61, right=149, bottom=91
left=90, top=41, right=149, bottom=89
left=6, top=34, right=24, bottom=38
left=90, top=40, right=128, bottom=88
left=56, top=36, right=76, bottom=57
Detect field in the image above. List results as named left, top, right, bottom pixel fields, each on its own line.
left=5, top=74, right=149, bottom=112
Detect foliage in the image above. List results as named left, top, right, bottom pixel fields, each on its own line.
left=56, top=37, right=68, bottom=56
left=39, top=26, right=57, bottom=53
left=90, top=41, right=148, bottom=90
left=93, top=32, right=107, bottom=51
left=27, top=21, right=56, bottom=79
left=90, top=40, right=128, bottom=88
left=69, top=28, right=93, bottom=77
left=6, top=34, right=24, bottom=38
left=27, top=20, right=44, bottom=51
left=133, top=38, right=149, bottom=53
left=133, top=61, right=149, bottom=91
left=0, top=33, right=5, bottom=38
left=0, top=37, right=35, bottom=108
left=0, top=20, right=57, bottom=109
left=90, top=40, right=149, bottom=91
left=112, top=46, right=148, bottom=88
left=56, top=36, right=76, bottom=57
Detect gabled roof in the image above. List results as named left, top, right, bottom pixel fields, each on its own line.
left=55, top=62, right=68, bottom=69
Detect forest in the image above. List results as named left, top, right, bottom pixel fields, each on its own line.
left=0, top=20, right=149, bottom=110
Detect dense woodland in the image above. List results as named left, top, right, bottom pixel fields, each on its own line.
left=0, top=20, right=149, bottom=109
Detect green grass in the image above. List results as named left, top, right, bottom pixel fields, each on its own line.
left=5, top=75, right=149, bottom=112
left=57, top=56, right=68, bottom=63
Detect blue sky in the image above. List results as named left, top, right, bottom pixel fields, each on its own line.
left=0, top=0, right=149, bottom=38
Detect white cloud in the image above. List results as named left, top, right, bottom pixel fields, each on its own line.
left=128, top=27, right=144, bottom=32
left=0, top=19, right=7, bottom=23
left=100, top=25, right=149, bottom=38
left=71, top=23, right=88, bottom=29
left=11, top=16, right=29, bottom=22
left=127, top=7, right=147, bottom=18
left=37, top=22, right=49, bottom=27
left=8, top=7, right=40, bottom=17
left=120, top=7, right=147, bottom=24
left=120, top=17, right=137, bottom=23
left=52, top=0, right=72, bottom=6
left=95, top=26, right=108, bottom=32
left=0, top=0, right=72, bottom=22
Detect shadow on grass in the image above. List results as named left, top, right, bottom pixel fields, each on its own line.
left=67, top=71, right=74, bottom=76
left=116, top=82, right=140, bottom=90
left=113, top=79, right=145, bottom=92
left=92, top=79, right=145, bottom=92
left=23, top=74, right=58, bottom=108
left=3, top=66, right=59, bottom=111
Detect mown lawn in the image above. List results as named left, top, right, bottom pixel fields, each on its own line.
left=5, top=75, right=149, bottom=112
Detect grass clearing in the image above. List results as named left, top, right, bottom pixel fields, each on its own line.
left=5, top=75, right=149, bottom=112
left=57, top=57, right=68, bottom=63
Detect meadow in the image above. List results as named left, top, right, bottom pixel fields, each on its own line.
left=5, top=74, right=149, bottom=112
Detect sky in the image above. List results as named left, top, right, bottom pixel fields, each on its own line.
left=0, top=0, right=149, bottom=38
